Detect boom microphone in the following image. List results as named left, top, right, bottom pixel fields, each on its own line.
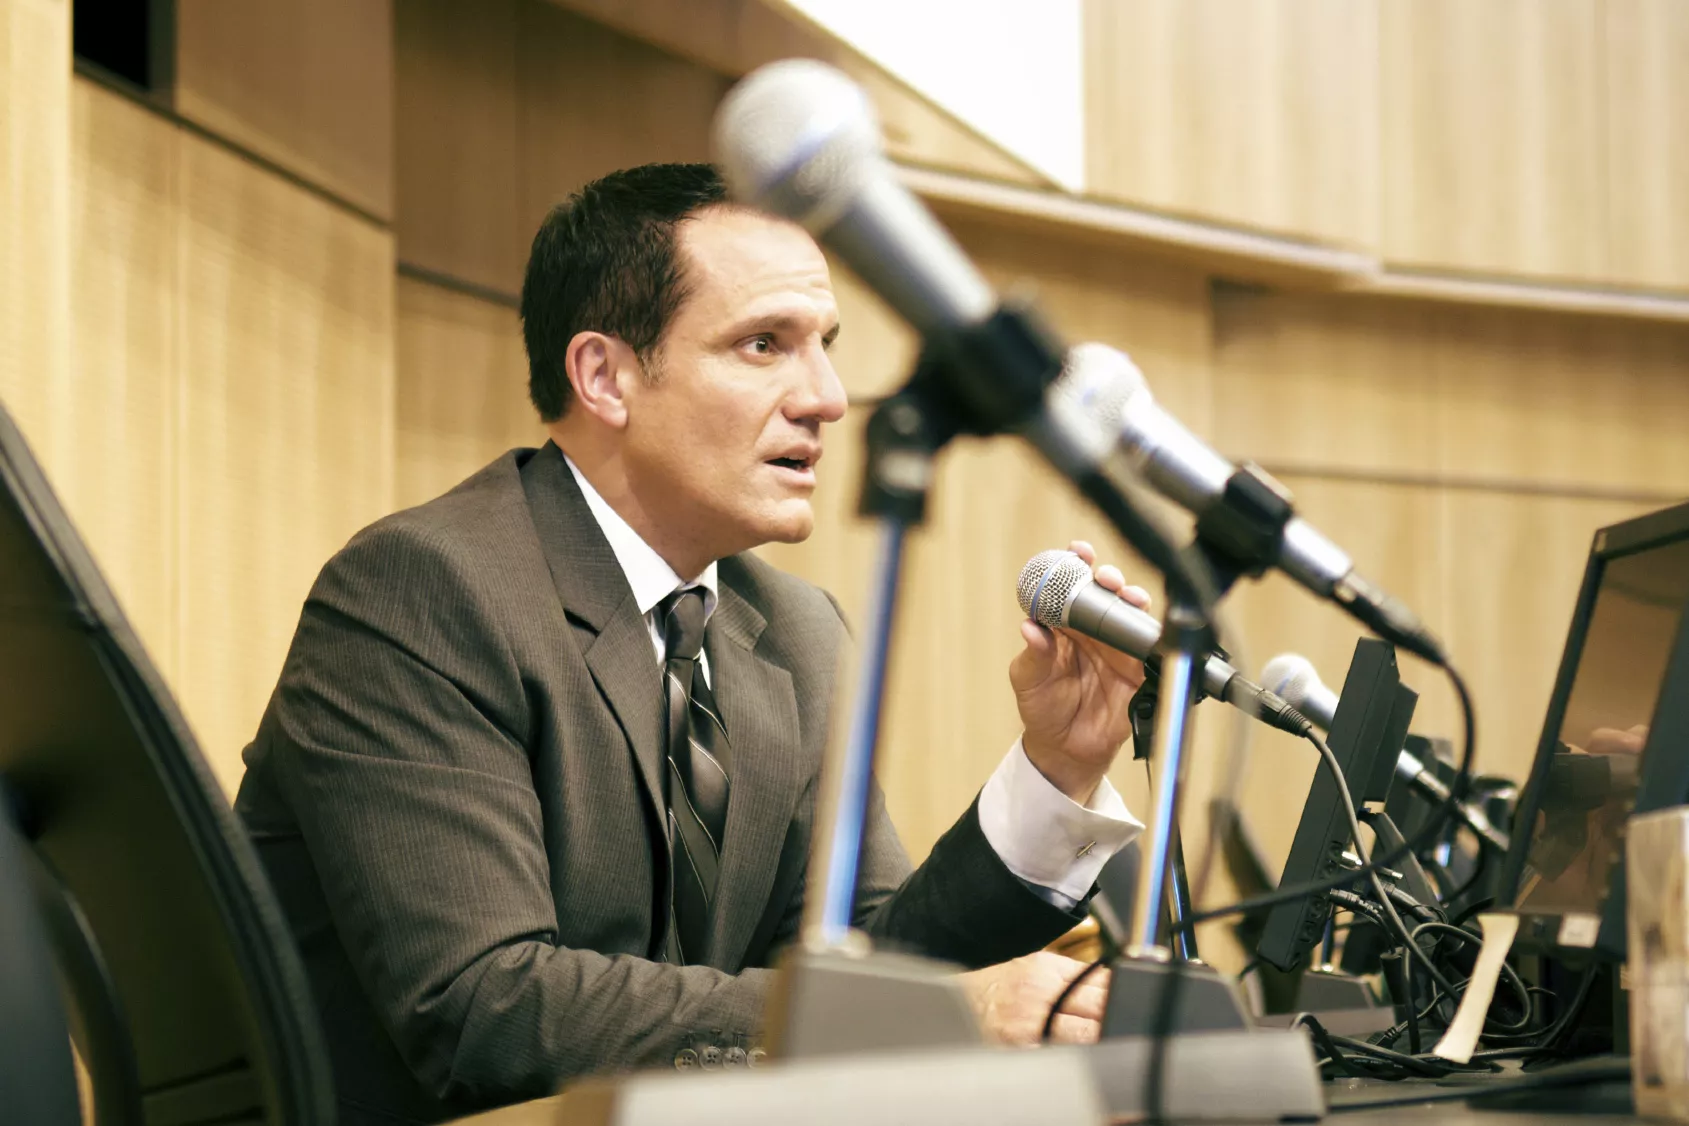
left=1018, top=550, right=1311, bottom=736
left=1054, top=344, right=1447, bottom=665
left=1262, top=653, right=1510, bottom=853
left=711, top=60, right=1143, bottom=497
left=713, top=59, right=994, bottom=338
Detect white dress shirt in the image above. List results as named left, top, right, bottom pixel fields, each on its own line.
left=562, top=454, right=1141, bottom=908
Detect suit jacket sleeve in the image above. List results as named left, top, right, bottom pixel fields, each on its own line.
left=260, top=522, right=768, bottom=1107
left=761, top=594, right=1084, bottom=969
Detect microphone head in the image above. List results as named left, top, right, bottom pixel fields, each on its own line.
left=1050, top=343, right=1150, bottom=436
left=1016, top=549, right=1093, bottom=629
left=712, top=59, right=883, bottom=231
left=1261, top=653, right=1323, bottom=713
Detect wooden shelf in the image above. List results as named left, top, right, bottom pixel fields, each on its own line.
left=899, top=163, right=1689, bottom=325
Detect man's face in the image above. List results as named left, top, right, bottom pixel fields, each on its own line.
left=620, top=207, right=846, bottom=566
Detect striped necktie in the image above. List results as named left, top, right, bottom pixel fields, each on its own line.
left=659, top=587, right=730, bottom=964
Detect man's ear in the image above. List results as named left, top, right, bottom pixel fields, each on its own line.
left=564, top=331, right=634, bottom=428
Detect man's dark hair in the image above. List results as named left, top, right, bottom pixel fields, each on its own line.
left=520, top=163, right=730, bottom=421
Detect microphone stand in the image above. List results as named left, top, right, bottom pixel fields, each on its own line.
left=766, top=341, right=1026, bottom=1059
left=768, top=307, right=1211, bottom=1059
left=1101, top=463, right=1316, bottom=1038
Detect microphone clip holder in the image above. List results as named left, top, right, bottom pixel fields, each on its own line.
left=1192, top=463, right=1296, bottom=586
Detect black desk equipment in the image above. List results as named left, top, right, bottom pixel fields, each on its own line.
left=1259, top=637, right=1420, bottom=974
left=0, top=402, right=334, bottom=1124
left=1502, top=500, right=1689, bottom=962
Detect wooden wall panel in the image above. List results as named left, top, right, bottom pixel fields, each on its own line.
left=1605, top=0, right=1689, bottom=291
left=176, top=131, right=396, bottom=789
left=394, top=0, right=524, bottom=295
left=1083, top=0, right=1378, bottom=251
left=1209, top=290, right=1440, bottom=476
left=516, top=2, right=728, bottom=247
left=953, top=217, right=1214, bottom=429
left=1380, top=0, right=1605, bottom=282
left=175, top=0, right=395, bottom=220
left=0, top=0, right=72, bottom=464
left=1213, top=289, right=1689, bottom=495
left=1440, top=490, right=1650, bottom=786
left=395, top=277, right=543, bottom=509
left=67, top=83, right=180, bottom=674
left=1430, top=309, right=1689, bottom=493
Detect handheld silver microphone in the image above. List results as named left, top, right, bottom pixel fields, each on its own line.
left=1017, top=550, right=1311, bottom=736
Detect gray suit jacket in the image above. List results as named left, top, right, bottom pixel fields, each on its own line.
left=235, top=442, right=1080, bottom=1123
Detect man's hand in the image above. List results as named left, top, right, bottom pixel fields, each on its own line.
left=959, top=951, right=1111, bottom=1045
left=1587, top=724, right=1649, bottom=756
left=1011, top=540, right=1151, bottom=804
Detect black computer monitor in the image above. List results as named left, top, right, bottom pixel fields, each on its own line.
left=1502, top=501, right=1689, bottom=961
left=0, top=404, right=333, bottom=1122
left=1258, top=638, right=1418, bottom=972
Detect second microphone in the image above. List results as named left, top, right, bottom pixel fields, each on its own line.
left=1016, top=549, right=1311, bottom=737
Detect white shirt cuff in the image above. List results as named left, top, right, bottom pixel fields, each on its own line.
left=977, top=737, right=1144, bottom=904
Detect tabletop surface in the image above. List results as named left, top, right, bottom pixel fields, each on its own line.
left=442, top=1058, right=1639, bottom=1126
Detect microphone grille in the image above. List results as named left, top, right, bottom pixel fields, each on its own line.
left=1016, top=550, right=1092, bottom=629
left=712, top=59, right=882, bottom=228
left=1050, top=342, right=1149, bottom=435
left=1260, top=653, right=1321, bottom=712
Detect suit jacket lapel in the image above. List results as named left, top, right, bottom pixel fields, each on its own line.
left=705, top=583, right=805, bottom=970
left=520, top=444, right=668, bottom=849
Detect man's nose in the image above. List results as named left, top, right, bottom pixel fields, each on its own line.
left=788, top=346, right=848, bottom=424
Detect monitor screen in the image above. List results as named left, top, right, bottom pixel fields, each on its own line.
left=1513, top=536, right=1689, bottom=922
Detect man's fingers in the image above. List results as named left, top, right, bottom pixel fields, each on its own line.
left=1068, top=540, right=1097, bottom=567
left=1046, top=1014, right=1101, bottom=1044
left=1057, top=980, right=1111, bottom=1023
left=1018, top=620, right=1058, bottom=663
left=1064, top=629, right=1146, bottom=684
left=1121, top=584, right=1151, bottom=609
left=1094, top=564, right=1126, bottom=593
left=1010, top=621, right=1061, bottom=691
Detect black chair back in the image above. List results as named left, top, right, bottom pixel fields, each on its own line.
left=0, top=404, right=333, bottom=1125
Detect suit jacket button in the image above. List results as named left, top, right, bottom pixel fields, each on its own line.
left=699, top=1045, right=723, bottom=1070
left=674, top=1048, right=700, bottom=1070
left=747, top=1048, right=767, bottom=1068
left=724, top=1047, right=748, bottom=1068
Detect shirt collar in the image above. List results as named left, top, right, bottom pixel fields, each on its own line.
left=562, top=453, right=718, bottom=621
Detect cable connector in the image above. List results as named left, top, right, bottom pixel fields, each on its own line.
left=1221, top=678, right=1314, bottom=737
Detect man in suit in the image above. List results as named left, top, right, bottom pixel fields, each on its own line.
left=236, top=163, right=1148, bottom=1124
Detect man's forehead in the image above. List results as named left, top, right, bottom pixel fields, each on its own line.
left=678, top=206, right=835, bottom=315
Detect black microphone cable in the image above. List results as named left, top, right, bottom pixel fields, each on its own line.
left=1169, top=660, right=1478, bottom=934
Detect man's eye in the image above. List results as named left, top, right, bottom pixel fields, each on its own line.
left=748, top=335, right=776, bottom=355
